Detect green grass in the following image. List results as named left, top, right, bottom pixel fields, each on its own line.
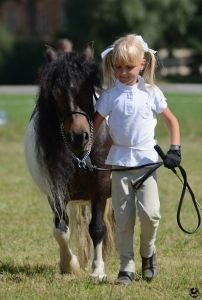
left=156, top=94, right=202, bottom=138
left=0, top=95, right=35, bottom=141
left=0, top=93, right=201, bottom=300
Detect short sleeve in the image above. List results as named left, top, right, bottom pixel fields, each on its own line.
left=96, top=90, right=112, bottom=117
left=152, top=86, right=167, bottom=114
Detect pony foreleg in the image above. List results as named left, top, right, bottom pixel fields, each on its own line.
left=53, top=210, right=80, bottom=274
left=53, top=226, right=80, bottom=274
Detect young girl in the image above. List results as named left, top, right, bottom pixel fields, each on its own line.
left=93, top=34, right=181, bottom=285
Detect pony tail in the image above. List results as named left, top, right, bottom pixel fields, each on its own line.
left=143, top=51, right=156, bottom=86
left=102, top=50, right=115, bottom=88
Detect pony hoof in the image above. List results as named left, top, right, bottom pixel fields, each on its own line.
left=60, top=255, right=80, bottom=274
left=90, top=271, right=107, bottom=282
left=70, top=255, right=80, bottom=274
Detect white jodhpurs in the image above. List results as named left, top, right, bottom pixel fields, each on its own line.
left=112, top=166, right=161, bottom=273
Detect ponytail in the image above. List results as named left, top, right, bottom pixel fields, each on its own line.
left=102, top=49, right=115, bottom=88
left=143, top=51, right=156, bottom=86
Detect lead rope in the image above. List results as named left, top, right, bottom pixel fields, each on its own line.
left=154, top=145, right=201, bottom=234
left=60, top=117, right=201, bottom=234
left=96, top=146, right=201, bottom=234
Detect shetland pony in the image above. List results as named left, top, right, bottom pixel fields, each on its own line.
left=24, top=46, right=113, bottom=280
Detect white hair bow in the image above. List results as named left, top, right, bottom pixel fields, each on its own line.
left=136, top=35, right=157, bottom=54
left=101, top=35, right=157, bottom=59
left=101, top=47, right=113, bottom=59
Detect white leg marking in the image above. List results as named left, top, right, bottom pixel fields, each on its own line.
left=53, top=227, right=80, bottom=274
left=90, top=241, right=106, bottom=281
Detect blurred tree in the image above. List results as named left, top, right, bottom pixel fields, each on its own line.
left=0, top=39, right=44, bottom=84
left=63, top=0, right=150, bottom=52
left=0, top=0, right=200, bottom=83
left=186, top=0, right=202, bottom=78
left=63, top=0, right=196, bottom=55
left=156, top=0, right=196, bottom=53
left=0, top=23, right=14, bottom=65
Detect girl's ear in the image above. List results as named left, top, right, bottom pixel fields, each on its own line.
left=140, top=58, right=146, bottom=70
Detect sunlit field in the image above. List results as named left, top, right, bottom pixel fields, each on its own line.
left=0, top=92, right=201, bottom=300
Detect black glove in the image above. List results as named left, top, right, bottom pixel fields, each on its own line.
left=164, top=148, right=181, bottom=169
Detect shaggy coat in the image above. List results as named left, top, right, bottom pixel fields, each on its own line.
left=25, top=50, right=113, bottom=279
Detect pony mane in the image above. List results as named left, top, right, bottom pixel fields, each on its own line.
left=34, top=52, right=101, bottom=195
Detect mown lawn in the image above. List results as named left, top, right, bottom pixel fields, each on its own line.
left=0, top=92, right=201, bottom=300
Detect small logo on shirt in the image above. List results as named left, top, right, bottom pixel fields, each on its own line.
left=189, top=288, right=199, bottom=298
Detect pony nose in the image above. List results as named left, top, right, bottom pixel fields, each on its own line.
left=66, top=132, right=89, bottom=149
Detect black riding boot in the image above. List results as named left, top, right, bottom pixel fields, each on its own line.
left=115, top=271, right=135, bottom=285
left=141, top=253, right=158, bottom=280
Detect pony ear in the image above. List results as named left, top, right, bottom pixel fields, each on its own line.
left=45, top=45, right=57, bottom=62
left=83, top=41, right=94, bottom=60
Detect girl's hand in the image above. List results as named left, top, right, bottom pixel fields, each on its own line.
left=164, top=148, right=181, bottom=169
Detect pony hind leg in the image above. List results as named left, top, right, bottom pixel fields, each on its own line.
left=89, top=199, right=108, bottom=281
left=50, top=198, right=80, bottom=274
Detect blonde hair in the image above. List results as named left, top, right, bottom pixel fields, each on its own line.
left=102, top=34, right=156, bottom=88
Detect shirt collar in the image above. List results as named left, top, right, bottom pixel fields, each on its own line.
left=116, top=76, right=146, bottom=92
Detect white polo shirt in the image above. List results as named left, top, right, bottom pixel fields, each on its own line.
left=96, top=77, right=167, bottom=166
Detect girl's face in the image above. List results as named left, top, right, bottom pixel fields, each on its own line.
left=114, top=60, right=144, bottom=85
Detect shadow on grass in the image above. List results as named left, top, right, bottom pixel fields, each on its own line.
left=0, top=262, right=86, bottom=283
left=0, top=262, right=150, bottom=286
left=0, top=261, right=55, bottom=278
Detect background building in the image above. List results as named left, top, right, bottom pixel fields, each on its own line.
left=0, top=0, right=65, bottom=41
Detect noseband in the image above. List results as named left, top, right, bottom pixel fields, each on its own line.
left=60, top=111, right=93, bottom=168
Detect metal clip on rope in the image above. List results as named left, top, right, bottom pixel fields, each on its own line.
left=154, top=144, right=201, bottom=234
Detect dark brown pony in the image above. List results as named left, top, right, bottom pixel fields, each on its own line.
left=24, top=47, right=113, bottom=280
